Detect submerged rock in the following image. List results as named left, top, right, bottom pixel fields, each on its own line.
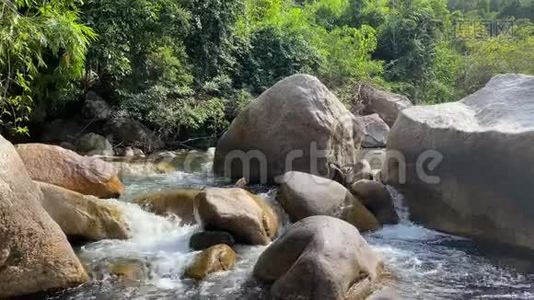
left=0, top=135, right=88, bottom=298
left=16, top=143, right=124, bottom=198
left=254, top=216, right=384, bottom=300
left=277, top=171, right=380, bottom=232
left=134, top=188, right=202, bottom=225
left=189, top=231, right=235, bottom=251
left=384, top=74, right=534, bottom=250
left=108, top=259, right=149, bottom=282
left=214, top=74, right=363, bottom=183
left=184, top=244, right=237, bottom=280
left=196, top=188, right=279, bottom=245
left=38, top=181, right=130, bottom=241
left=350, top=180, right=398, bottom=225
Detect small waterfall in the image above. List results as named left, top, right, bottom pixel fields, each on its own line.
left=386, top=185, right=410, bottom=224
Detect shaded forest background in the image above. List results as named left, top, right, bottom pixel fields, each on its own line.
left=1, top=0, right=533, bottom=146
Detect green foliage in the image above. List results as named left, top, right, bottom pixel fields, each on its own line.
left=182, top=0, right=244, bottom=81
left=0, top=0, right=94, bottom=135
left=320, top=25, right=382, bottom=84
left=3, top=0, right=534, bottom=143
left=82, top=0, right=191, bottom=95
left=234, top=26, right=322, bottom=93
left=458, top=27, right=534, bottom=94
left=375, top=0, right=446, bottom=85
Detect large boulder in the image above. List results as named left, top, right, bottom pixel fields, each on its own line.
left=76, top=132, right=114, bottom=156
left=356, top=84, right=412, bottom=127
left=277, top=171, right=380, bottom=232
left=0, top=135, right=88, bottom=298
left=38, top=181, right=130, bottom=241
left=105, top=117, right=163, bottom=153
left=253, top=216, right=384, bottom=300
left=357, top=114, right=390, bottom=148
left=383, top=74, right=534, bottom=250
left=196, top=188, right=279, bottom=245
left=15, top=143, right=124, bottom=198
left=134, top=188, right=202, bottom=225
left=214, top=74, right=363, bottom=183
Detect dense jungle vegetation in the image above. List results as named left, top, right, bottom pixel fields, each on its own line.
left=1, top=0, right=533, bottom=144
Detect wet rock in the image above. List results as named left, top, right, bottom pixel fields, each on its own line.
left=189, top=231, right=235, bottom=251
left=185, top=244, right=237, bottom=280
left=214, top=74, right=363, bottom=183
left=0, top=135, right=88, bottom=298
left=358, top=113, right=390, bottom=148
left=356, top=84, right=412, bottom=127
left=108, top=259, right=149, bottom=282
left=350, top=180, right=398, bottom=225
left=384, top=74, right=534, bottom=250
left=277, top=171, right=379, bottom=232
left=38, top=181, right=130, bottom=241
left=16, top=143, right=124, bottom=198
left=76, top=132, right=114, bottom=156
left=134, top=188, right=202, bottom=225
left=197, top=188, right=279, bottom=245
left=254, top=216, right=384, bottom=300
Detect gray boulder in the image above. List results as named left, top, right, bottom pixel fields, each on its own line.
left=77, top=132, right=114, bottom=156
left=356, top=84, right=412, bottom=127
left=214, top=74, right=363, bottom=183
left=105, top=117, right=163, bottom=153
left=253, top=216, right=384, bottom=300
left=277, top=171, right=380, bottom=232
left=383, top=74, right=534, bottom=250
left=358, top=113, right=390, bottom=148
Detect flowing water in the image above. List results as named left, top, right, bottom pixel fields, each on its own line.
left=53, top=151, right=534, bottom=299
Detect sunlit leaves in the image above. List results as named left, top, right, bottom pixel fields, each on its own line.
left=0, top=0, right=94, bottom=135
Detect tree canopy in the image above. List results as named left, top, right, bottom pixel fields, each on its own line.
left=1, top=0, right=532, bottom=143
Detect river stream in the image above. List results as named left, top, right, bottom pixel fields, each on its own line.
left=52, top=151, right=534, bottom=299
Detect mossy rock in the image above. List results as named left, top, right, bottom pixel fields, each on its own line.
left=184, top=244, right=237, bottom=280
left=108, top=259, right=149, bottom=282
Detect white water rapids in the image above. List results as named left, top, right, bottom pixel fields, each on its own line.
left=53, top=152, right=534, bottom=299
